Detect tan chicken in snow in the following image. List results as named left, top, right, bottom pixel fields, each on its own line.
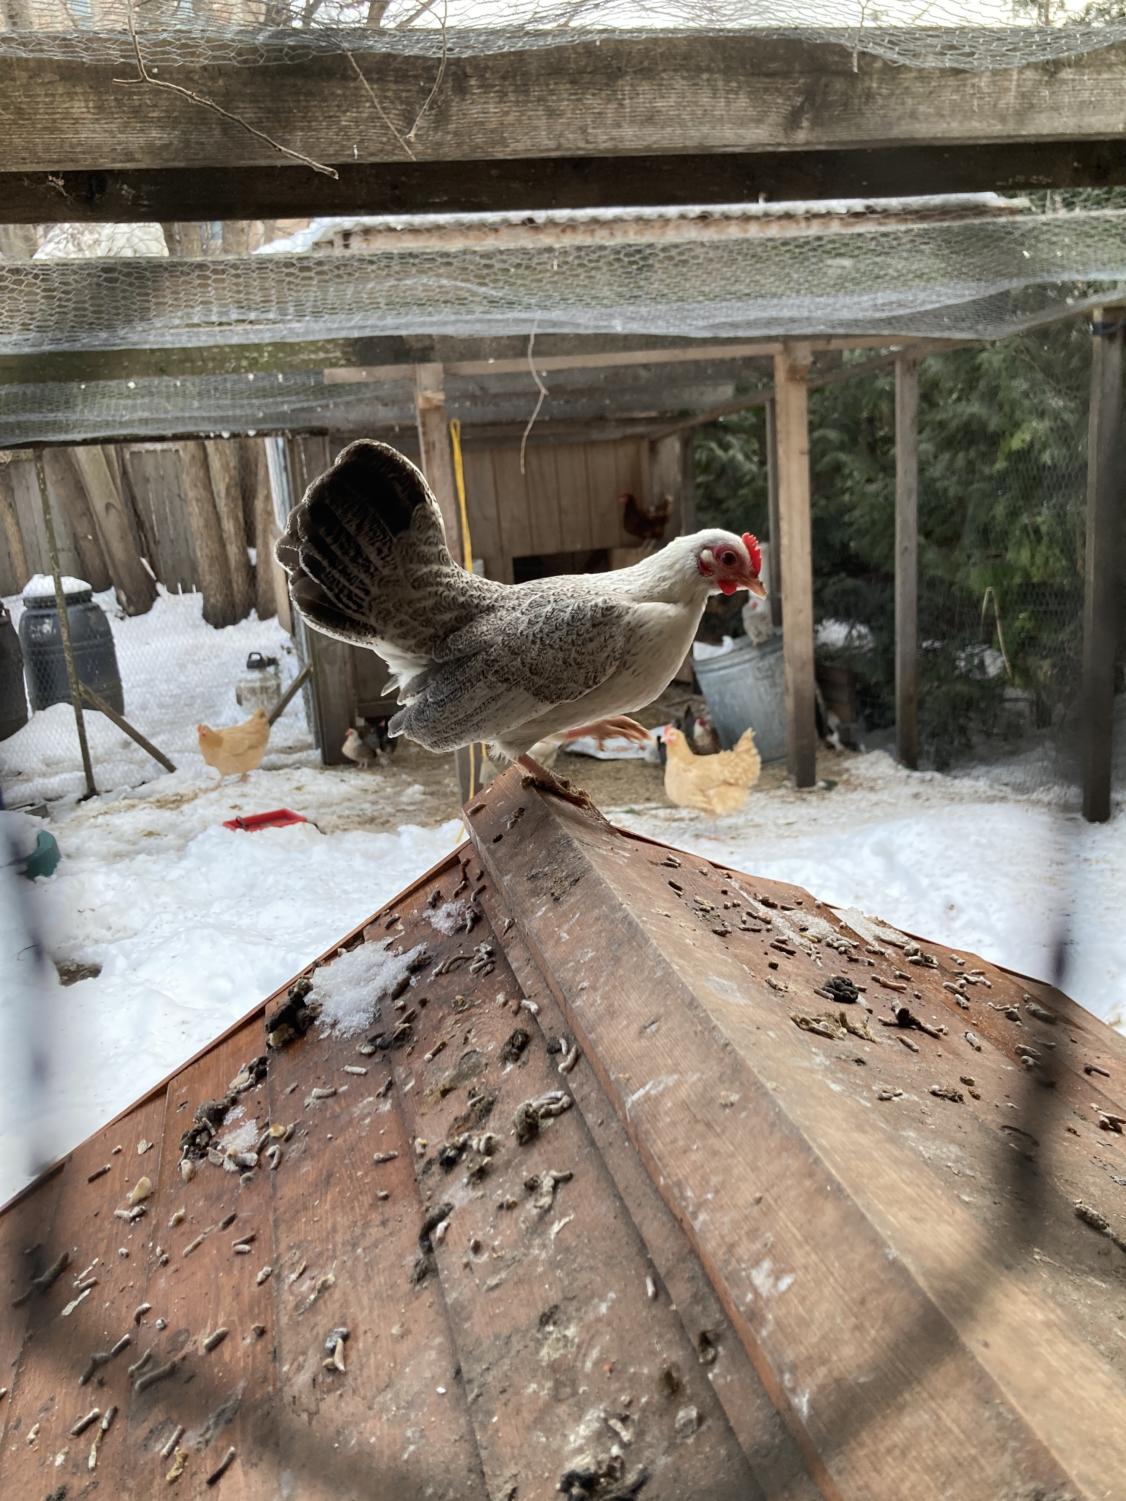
left=276, top=441, right=765, bottom=810
left=662, top=725, right=761, bottom=816
left=197, top=708, right=270, bottom=782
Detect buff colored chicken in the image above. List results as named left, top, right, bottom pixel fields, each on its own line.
left=197, top=708, right=270, bottom=782
left=662, top=725, right=761, bottom=816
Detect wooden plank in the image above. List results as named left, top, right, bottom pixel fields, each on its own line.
left=774, top=345, right=817, bottom=787
left=204, top=439, right=255, bottom=623
left=0, top=1164, right=66, bottom=1456
left=263, top=912, right=489, bottom=1501
left=470, top=777, right=1126, bottom=1501
left=70, top=444, right=157, bottom=615
left=0, top=460, right=30, bottom=590
left=522, top=443, right=565, bottom=557
left=7, top=139, right=1126, bottom=225
left=5, top=39, right=1126, bottom=175
left=490, top=446, right=533, bottom=569
left=458, top=447, right=502, bottom=573
left=0, top=1091, right=169, bottom=1498
left=552, top=439, right=595, bottom=555
left=648, top=433, right=682, bottom=542
left=179, top=440, right=238, bottom=628
left=41, top=448, right=112, bottom=591
left=582, top=440, right=624, bottom=552
left=120, top=1021, right=279, bottom=1498
left=764, top=396, right=782, bottom=629
left=1081, top=310, right=1124, bottom=823
left=895, top=355, right=921, bottom=770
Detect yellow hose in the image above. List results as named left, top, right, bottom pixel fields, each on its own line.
left=448, top=418, right=482, bottom=804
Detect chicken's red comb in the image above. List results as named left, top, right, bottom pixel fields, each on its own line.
left=742, top=532, right=763, bottom=576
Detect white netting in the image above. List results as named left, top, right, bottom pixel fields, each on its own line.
left=0, top=1, right=1125, bottom=70
left=6, top=202, right=1126, bottom=359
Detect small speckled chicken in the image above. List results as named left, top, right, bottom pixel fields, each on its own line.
left=277, top=441, right=764, bottom=805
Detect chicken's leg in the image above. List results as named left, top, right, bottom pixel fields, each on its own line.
left=516, top=754, right=607, bottom=821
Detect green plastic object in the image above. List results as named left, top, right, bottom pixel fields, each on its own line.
left=22, top=829, right=60, bottom=881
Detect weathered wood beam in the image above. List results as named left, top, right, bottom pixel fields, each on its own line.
left=774, top=344, right=817, bottom=789
left=3, top=39, right=1126, bottom=176
left=1081, top=309, right=1124, bottom=824
left=895, top=354, right=921, bottom=771
left=6, top=141, right=1126, bottom=225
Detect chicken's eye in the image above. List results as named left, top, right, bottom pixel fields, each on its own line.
left=719, top=549, right=737, bottom=567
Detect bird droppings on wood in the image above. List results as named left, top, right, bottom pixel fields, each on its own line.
left=159, top=1424, right=185, bottom=1460
left=1025, top=999, right=1059, bottom=1025
left=528, top=1169, right=573, bottom=1214
left=203, top=1327, right=230, bottom=1353
left=296, top=1272, right=336, bottom=1315
left=87, top=1403, right=117, bottom=1471
left=500, top=1028, right=531, bottom=1065
left=1074, top=1201, right=1126, bottom=1253
left=256, top=1264, right=273, bottom=1284
left=135, top=1358, right=179, bottom=1395
left=559, top=1041, right=581, bottom=1074
left=675, top=1404, right=702, bottom=1438
left=12, top=1248, right=69, bottom=1306
left=929, top=1085, right=965, bottom=1104
left=206, top=1447, right=238, bottom=1486
left=79, top=1333, right=130, bottom=1385
left=817, top=975, right=861, bottom=1004
left=266, top=977, right=321, bottom=1050
left=87, top=1163, right=111, bottom=1183
left=68, top=1407, right=101, bottom=1437
left=1096, top=1109, right=1125, bottom=1134
left=373, top=1150, right=399, bottom=1165
left=166, top=1446, right=189, bottom=1483
left=876, top=1087, right=904, bottom=1102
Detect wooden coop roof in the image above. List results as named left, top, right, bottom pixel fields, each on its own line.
left=2, top=773, right=1125, bottom=1499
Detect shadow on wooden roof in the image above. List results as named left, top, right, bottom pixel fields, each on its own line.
left=2, top=770, right=1125, bottom=1499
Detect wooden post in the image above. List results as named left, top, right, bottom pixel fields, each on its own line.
left=1081, top=310, right=1124, bottom=823
left=895, top=354, right=920, bottom=770
left=414, top=363, right=474, bottom=802
left=679, top=434, right=698, bottom=534
left=764, top=396, right=783, bottom=629
left=69, top=445, right=156, bottom=616
left=34, top=450, right=96, bottom=799
left=79, top=681, right=175, bottom=773
left=414, top=364, right=466, bottom=558
left=773, top=345, right=817, bottom=788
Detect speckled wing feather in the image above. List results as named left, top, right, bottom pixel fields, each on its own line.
left=391, top=589, right=634, bottom=752
left=276, top=440, right=497, bottom=673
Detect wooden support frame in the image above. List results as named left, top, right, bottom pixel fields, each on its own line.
left=895, top=354, right=921, bottom=771
left=1081, top=310, right=1124, bottom=823
left=764, top=396, right=783, bottom=631
left=3, top=141, right=1126, bottom=227
left=414, top=364, right=475, bottom=803
left=773, top=344, right=817, bottom=788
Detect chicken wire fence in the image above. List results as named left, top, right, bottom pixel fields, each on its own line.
left=809, top=328, right=1102, bottom=801
left=1, top=0, right=1125, bottom=70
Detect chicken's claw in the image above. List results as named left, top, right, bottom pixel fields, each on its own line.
left=516, top=755, right=609, bottom=824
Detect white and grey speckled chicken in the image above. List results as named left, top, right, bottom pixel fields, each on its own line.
left=277, top=441, right=765, bottom=805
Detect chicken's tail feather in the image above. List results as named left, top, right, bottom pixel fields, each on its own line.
left=276, top=439, right=456, bottom=653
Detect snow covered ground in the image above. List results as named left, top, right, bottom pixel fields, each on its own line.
left=0, top=584, right=1121, bottom=1207
left=0, top=585, right=313, bottom=804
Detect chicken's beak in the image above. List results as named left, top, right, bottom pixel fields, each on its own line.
left=745, top=576, right=767, bottom=599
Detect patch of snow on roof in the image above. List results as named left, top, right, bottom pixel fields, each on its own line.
left=254, top=196, right=1024, bottom=253
left=312, top=940, right=424, bottom=1037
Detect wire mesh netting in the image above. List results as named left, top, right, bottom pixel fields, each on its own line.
left=1, top=0, right=1126, bottom=70
left=5, top=198, right=1126, bottom=447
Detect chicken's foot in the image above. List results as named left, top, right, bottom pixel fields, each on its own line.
left=560, top=716, right=652, bottom=750
left=516, top=755, right=607, bottom=823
